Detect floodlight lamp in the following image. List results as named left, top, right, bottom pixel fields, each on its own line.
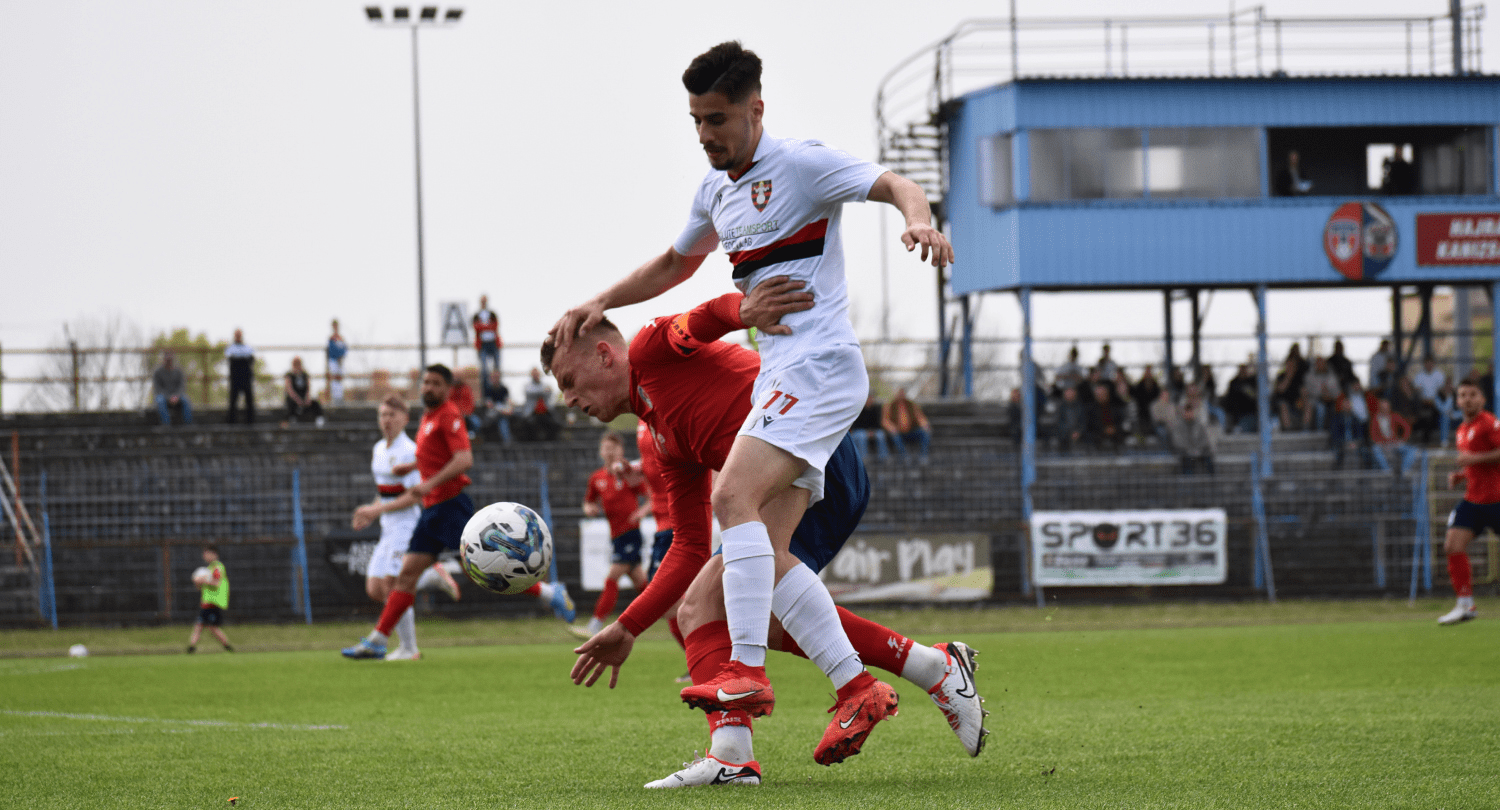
left=444, top=8, right=463, bottom=20
left=420, top=6, right=438, bottom=20
left=365, top=6, right=383, bottom=21
left=392, top=6, right=410, bottom=19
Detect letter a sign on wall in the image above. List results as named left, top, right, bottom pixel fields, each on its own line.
left=439, top=302, right=469, bottom=347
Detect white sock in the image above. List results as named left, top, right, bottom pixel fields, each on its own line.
left=709, top=724, right=754, bottom=765
left=899, top=644, right=950, bottom=692
left=442, top=558, right=462, bottom=575
left=1459, top=595, right=1475, bottom=610
left=771, top=563, right=861, bottom=689
left=415, top=566, right=443, bottom=592
left=535, top=581, right=555, bottom=602
left=720, top=522, right=775, bottom=668
left=367, top=629, right=389, bottom=646
left=395, top=607, right=417, bottom=652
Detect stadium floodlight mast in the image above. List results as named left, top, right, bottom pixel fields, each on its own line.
left=364, top=5, right=464, bottom=371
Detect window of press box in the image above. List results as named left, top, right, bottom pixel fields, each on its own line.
left=1027, top=127, right=1261, bottom=201
left=1267, top=126, right=1491, bottom=197
left=978, top=134, right=1014, bottom=207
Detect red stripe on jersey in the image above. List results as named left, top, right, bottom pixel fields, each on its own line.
left=727, top=219, right=828, bottom=266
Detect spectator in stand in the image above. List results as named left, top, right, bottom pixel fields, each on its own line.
left=1166, top=365, right=1188, bottom=397
left=1303, top=356, right=1342, bottom=430
left=1368, top=339, right=1394, bottom=391
left=1369, top=397, right=1417, bottom=476
left=1328, top=339, right=1356, bottom=387
left=1390, top=375, right=1428, bottom=441
left=1005, top=388, right=1022, bottom=443
left=518, top=366, right=561, bottom=442
left=1435, top=381, right=1463, bottom=448
left=1130, top=365, right=1163, bottom=442
left=1478, top=364, right=1495, bottom=414
left=1149, top=389, right=1177, bottom=449
left=1412, top=356, right=1446, bottom=444
left=1182, top=382, right=1213, bottom=433
left=1273, top=344, right=1308, bottom=430
left=476, top=369, right=514, bottom=444
left=882, top=387, right=931, bottom=463
left=152, top=350, right=194, bottom=426
left=1094, top=343, right=1119, bottom=382
left=1057, top=386, right=1086, bottom=453
left=283, top=356, right=324, bottom=427
left=1195, top=363, right=1224, bottom=428
left=225, top=329, right=255, bottom=424
left=1170, top=400, right=1216, bottom=475
left=473, top=295, right=502, bottom=384
left=1053, top=346, right=1085, bottom=398
left=1331, top=380, right=1372, bottom=469
left=1223, top=362, right=1258, bottom=434
left=1275, top=149, right=1315, bottom=196
left=450, top=372, right=477, bottom=439
left=327, top=319, right=348, bottom=405
left=849, top=393, right=889, bottom=465
left=1084, top=382, right=1126, bottom=452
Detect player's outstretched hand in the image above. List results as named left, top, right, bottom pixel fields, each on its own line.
left=571, top=621, right=636, bottom=689
left=351, top=505, right=381, bottom=531
left=740, top=275, right=813, bottom=336
left=901, top=223, right=956, bottom=269
left=550, top=300, right=608, bottom=353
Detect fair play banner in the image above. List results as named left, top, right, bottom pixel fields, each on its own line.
left=820, top=533, right=992, bottom=603
left=1031, top=509, right=1227, bottom=587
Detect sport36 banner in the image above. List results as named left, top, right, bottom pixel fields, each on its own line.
left=1031, top=509, right=1228, bottom=586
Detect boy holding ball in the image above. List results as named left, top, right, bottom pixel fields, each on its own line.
left=188, top=546, right=233, bottom=653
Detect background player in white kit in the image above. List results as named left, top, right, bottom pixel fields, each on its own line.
left=355, top=395, right=462, bottom=661
left=553, top=41, right=953, bottom=723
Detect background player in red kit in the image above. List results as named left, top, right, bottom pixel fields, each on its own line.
left=342, top=365, right=575, bottom=659
left=543, top=281, right=986, bottom=786
left=1440, top=379, right=1500, bottom=625
left=574, top=431, right=651, bottom=638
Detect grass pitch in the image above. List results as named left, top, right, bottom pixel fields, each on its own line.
left=2, top=598, right=1498, bottom=809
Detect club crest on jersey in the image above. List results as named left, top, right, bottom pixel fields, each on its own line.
left=750, top=180, right=772, bottom=212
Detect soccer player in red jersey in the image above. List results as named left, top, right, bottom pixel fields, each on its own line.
left=342, top=365, right=576, bottom=659
left=1440, top=380, right=1500, bottom=625
left=544, top=281, right=986, bottom=786
left=574, top=431, right=651, bottom=638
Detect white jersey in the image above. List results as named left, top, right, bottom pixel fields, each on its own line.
left=673, top=133, right=886, bottom=375
left=371, top=433, right=421, bottom=529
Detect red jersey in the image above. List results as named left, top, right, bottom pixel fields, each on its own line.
left=585, top=467, right=646, bottom=539
left=1457, top=410, right=1500, bottom=504
left=448, top=381, right=475, bottom=418
left=473, top=308, right=501, bottom=350
left=617, top=293, right=759, bottom=636
left=416, top=399, right=472, bottom=507
left=636, top=421, right=672, bottom=532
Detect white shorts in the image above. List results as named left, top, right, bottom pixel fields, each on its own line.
left=328, top=358, right=344, bottom=376
left=737, top=343, right=867, bottom=506
left=369, top=507, right=419, bottom=579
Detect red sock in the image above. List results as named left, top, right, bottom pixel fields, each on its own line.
left=521, top=583, right=542, bottom=597
left=594, top=579, right=619, bottom=620
left=667, top=616, right=687, bottom=651
left=779, top=607, right=914, bottom=678
left=1448, top=552, right=1473, bottom=598
left=835, top=670, right=876, bottom=702
left=375, top=589, right=415, bottom=636
left=684, top=620, right=734, bottom=685
left=686, top=621, right=752, bottom=734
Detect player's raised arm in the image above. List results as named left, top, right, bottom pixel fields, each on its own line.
left=551, top=248, right=709, bottom=351
left=868, top=171, right=955, bottom=269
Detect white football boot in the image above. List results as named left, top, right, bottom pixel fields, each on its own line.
left=1437, top=605, right=1477, bottom=625
left=927, top=641, right=989, bottom=757
left=644, top=753, right=761, bottom=788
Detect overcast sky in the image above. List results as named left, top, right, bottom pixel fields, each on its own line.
left=1, top=0, right=1490, bottom=406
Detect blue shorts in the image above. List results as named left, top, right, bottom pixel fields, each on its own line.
left=1448, top=499, right=1500, bottom=536
left=611, top=528, right=644, bottom=565
left=648, top=528, right=674, bottom=579
left=713, top=433, right=870, bottom=573
left=409, top=493, right=475, bottom=556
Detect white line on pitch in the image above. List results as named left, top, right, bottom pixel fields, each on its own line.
left=2, top=710, right=346, bottom=731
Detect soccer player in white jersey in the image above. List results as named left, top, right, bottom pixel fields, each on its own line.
left=553, top=41, right=953, bottom=728
left=355, top=395, right=462, bottom=661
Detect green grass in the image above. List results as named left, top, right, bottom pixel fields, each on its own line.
left=2, top=598, right=1498, bottom=809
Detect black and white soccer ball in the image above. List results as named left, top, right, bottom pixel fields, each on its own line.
left=460, top=502, right=553, bottom=595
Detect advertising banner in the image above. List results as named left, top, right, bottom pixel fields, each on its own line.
left=1415, top=213, right=1500, bottom=266
left=820, top=533, right=992, bottom=603
left=1031, top=509, right=1227, bottom=586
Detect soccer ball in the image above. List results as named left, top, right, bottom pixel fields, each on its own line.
left=460, top=502, right=553, bottom=595
left=68, top=644, right=88, bottom=658
left=191, top=566, right=211, bottom=586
